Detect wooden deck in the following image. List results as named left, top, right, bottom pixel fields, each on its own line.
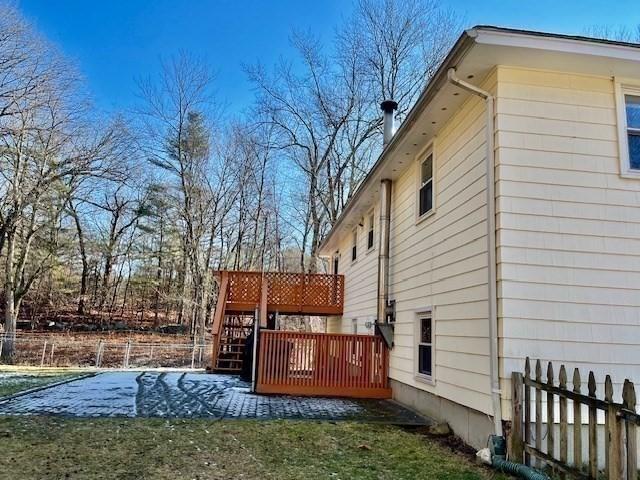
left=221, top=271, right=344, bottom=316
left=210, top=271, right=344, bottom=375
left=256, top=330, right=391, bottom=399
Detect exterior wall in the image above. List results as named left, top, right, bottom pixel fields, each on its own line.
left=388, top=71, right=495, bottom=417
left=329, top=71, right=496, bottom=419
left=495, top=66, right=640, bottom=419
left=326, top=205, right=378, bottom=336
left=391, top=379, right=494, bottom=449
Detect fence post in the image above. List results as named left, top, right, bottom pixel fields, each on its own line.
left=605, top=375, right=623, bottom=479
left=535, top=360, right=543, bottom=468
left=559, top=365, right=568, bottom=476
left=510, top=372, right=525, bottom=462
left=40, top=340, right=48, bottom=367
left=547, top=362, right=555, bottom=462
left=573, top=368, right=583, bottom=473
left=622, top=380, right=637, bottom=480
left=123, top=341, right=131, bottom=369
left=0, top=337, right=4, bottom=359
left=191, top=341, right=196, bottom=369
left=588, top=371, right=598, bottom=479
left=524, top=358, right=532, bottom=466
left=49, top=343, right=55, bottom=366
left=95, top=340, right=103, bottom=368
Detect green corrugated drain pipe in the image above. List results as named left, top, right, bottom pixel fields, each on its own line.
left=480, top=435, right=549, bottom=480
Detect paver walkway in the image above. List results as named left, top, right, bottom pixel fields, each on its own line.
left=0, top=371, right=426, bottom=424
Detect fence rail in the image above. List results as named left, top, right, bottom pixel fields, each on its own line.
left=256, top=330, right=391, bottom=398
left=511, top=357, right=638, bottom=479
left=0, top=334, right=210, bottom=369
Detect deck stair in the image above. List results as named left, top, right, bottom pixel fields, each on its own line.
left=210, top=270, right=344, bottom=373
left=212, top=313, right=254, bottom=373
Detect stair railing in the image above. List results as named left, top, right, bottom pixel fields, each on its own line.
left=211, top=271, right=229, bottom=369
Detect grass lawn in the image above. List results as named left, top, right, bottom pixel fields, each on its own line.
left=0, top=369, right=85, bottom=398
left=0, top=417, right=510, bottom=480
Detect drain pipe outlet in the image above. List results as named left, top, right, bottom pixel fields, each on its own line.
left=447, top=67, right=502, bottom=437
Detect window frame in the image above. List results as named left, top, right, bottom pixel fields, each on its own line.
left=366, top=209, right=375, bottom=252
left=415, top=145, right=436, bottom=223
left=414, top=308, right=435, bottom=384
left=351, top=228, right=358, bottom=263
left=615, top=79, right=640, bottom=178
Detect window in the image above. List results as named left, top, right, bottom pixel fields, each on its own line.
left=332, top=254, right=339, bottom=275
left=418, top=154, right=434, bottom=217
left=417, top=313, right=433, bottom=377
left=625, top=94, right=640, bottom=170
left=351, top=229, right=357, bottom=262
left=616, top=82, right=640, bottom=176
left=367, top=212, right=375, bottom=251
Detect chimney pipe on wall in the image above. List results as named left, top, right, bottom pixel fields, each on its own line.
left=380, top=100, right=398, bottom=147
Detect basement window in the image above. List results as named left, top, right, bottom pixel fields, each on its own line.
left=367, top=211, right=375, bottom=251
left=615, top=81, right=640, bottom=177
left=417, top=312, right=433, bottom=378
left=418, top=153, right=434, bottom=217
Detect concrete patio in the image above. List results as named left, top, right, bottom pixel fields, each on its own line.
left=0, top=371, right=426, bottom=424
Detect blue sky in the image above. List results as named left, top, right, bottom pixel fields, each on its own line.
left=18, top=0, right=640, bottom=116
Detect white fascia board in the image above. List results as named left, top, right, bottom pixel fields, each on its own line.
left=472, top=28, right=640, bottom=62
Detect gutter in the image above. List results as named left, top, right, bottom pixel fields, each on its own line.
left=446, top=68, right=503, bottom=437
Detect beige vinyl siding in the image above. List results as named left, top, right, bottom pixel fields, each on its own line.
left=495, top=66, right=640, bottom=418
left=386, top=71, right=496, bottom=416
left=330, top=72, right=496, bottom=415
left=327, top=207, right=378, bottom=335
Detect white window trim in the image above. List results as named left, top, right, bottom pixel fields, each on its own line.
left=415, top=143, right=437, bottom=224
left=366, top=208, right=375, bottom=253
left=614, top=78, right=640, bottom=179
left=414, top=307, right=435, bottom=385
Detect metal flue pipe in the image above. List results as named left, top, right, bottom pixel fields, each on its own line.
left=380, top=100, right=398, bottom=147
left=377, top=178, right=392, bottom=328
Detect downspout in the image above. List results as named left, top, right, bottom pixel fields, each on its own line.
left=376, top=178, right=393, bottom=346
left=446, top=68, right=502, bottom=437
left=376, top=100, right=397, bottom=348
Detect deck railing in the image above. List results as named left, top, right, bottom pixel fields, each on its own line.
left=256, top=330, right=391, bottom=399
left=221, top=271, right=344, bottom=315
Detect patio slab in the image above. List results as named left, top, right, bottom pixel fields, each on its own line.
left=0, top=371, right=427, bottom=424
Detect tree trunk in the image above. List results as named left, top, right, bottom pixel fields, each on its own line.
left=2, top=231, right=17, bottom=363
left=70, top=203, right=89, bottom=316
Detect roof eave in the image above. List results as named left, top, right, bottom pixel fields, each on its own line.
left=318, top=29, right=477, bottom=256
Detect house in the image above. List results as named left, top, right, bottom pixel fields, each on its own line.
left=318, top=26, right=640, bottom=449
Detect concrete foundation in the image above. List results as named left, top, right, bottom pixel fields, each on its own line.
left=390, top=379, right=494, bottom=450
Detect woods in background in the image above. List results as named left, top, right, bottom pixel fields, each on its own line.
left=0, top=0, right=458, bottom=360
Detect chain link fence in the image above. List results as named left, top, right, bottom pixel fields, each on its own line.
left=0, top=333, right=211, bottom=369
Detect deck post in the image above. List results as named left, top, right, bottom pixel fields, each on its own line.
left=259, top=277, right=268, bottom=328
left=251, top=307, right=259, bottom=392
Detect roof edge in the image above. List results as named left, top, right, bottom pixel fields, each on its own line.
left=318, top=28, right=477, bottom=255
left=318, top=25, right=640, bottom=256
